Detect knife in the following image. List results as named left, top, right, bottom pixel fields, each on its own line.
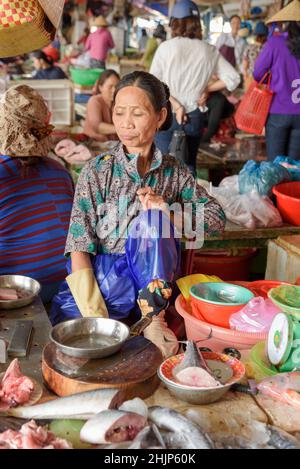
left=7, top=320, right=33, bottom=358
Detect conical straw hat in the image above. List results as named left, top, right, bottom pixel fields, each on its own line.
left=266, top=0, right=300, bottom=24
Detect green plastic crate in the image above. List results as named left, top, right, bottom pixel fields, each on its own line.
left=70, top=67, right=105, bottom=86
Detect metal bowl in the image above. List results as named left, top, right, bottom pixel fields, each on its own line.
left=158, top=352, right=245, bottom=405
left=0, top=275, right=41, bottom=310
left=50, top=317, right=130, bottom=359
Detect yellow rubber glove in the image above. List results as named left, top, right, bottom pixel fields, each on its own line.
left=66, top=268, right=109, bottom=318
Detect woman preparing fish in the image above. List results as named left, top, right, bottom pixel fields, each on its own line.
left=51, top=71, right=226, bottom=358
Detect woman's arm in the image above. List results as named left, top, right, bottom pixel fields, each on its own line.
left=84, top=97, right=114, bottom=141
left=98, top=122, right=116, bottom=135
left=243, top=58, right=249, bottom=77
left=71, top=251, right=92, bottom=272
left=178, top=165, right=226, bottom=240
left=169, top=96, right=187, bottom=125
left=253, top=41, right=272, bottom=82
left=206, top=79, right=227, bottom=93
left=214, top=53, right=241, bottom=92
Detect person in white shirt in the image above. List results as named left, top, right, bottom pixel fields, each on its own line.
left=150, top=0, right=240, bottom=172
left=216, top=15, right=247, bottom=72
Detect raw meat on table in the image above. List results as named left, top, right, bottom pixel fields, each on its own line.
left=0, top=420, right=72, bottom=449
left=0, top=359, right=34, bottom=410
left=0, top=288, right=18, bottom=300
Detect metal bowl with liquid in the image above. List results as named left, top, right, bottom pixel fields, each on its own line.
left=50, top=317, right=130, bottom=359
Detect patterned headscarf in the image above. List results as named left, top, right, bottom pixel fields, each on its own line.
left=0, top=85, right=54, bottom=157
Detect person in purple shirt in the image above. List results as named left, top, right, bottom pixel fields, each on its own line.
left=254, top=11, right=300, bottom=160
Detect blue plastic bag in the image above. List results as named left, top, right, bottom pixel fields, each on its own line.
left=50, top=210, right=181, bottom=326
left=274, top=157, right=300, bottom=182
left=238, top=160, right=291, bottom=196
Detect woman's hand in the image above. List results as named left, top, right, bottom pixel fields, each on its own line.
left=137, top=187, right=169, bottom=213
left=198, top=89, right=209, bottom=107
left=175, top=105, right=187, bottom=125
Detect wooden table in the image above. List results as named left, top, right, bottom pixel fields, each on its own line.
left=202, top=221, right=300, bottom=250
left=0, top=297, right=51, bottom=383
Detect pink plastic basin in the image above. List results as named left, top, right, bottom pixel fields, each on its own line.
left=175, top=294, right=267, bottom=352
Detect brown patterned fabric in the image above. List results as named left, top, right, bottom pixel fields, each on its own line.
left=0, top=85, right=52, bottom=157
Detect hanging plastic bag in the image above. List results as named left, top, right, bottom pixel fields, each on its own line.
left=229, top=297, right=281, bottom=333
left=238, top=160, right=291, bottom=196
left=274, top=156, right=300, bottom=182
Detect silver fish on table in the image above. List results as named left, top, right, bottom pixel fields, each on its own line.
left=128, top=425, right=166, bottom=449
left=267, top=426, right=300, bottom=450
left=148, top=406, right=213, bottom=449
left=80, top=409, right=147, bottom=445
left=5, top=388, right=125, bottom=420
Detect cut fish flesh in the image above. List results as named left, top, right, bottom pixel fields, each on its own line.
left=175, top=367, right=221, bottom=388
left=80, top=409, right=147, bottom=444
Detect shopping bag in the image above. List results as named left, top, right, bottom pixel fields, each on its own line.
left=234, top=72, right=274, bottom=135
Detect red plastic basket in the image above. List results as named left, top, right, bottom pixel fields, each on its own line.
left=234, top=73, right=274, bottom=135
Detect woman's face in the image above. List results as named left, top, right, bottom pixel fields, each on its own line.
left=99, top=75, right=120, bottom=104
left=112, top=86, right=167, bottom=152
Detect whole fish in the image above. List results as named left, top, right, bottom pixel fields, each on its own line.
left=267, top=426, right=300, bottom=450
left=80, top=409, right=147, bottom=444
left=5, top=388, right=125, bottom=420
left=148, top=406, right=213, bottom=449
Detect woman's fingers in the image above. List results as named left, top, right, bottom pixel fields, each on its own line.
left=137, top=187, right=155, bottom=196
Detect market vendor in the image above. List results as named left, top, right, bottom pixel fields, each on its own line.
left=32, top=51, right=67, bottom=80
left=50, top=71, right=226, bottom=357
left=0, top=85, right=74, bottom=302
left=83, top=69, right=120, bottom=142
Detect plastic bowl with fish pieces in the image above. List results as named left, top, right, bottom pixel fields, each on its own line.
left=0, top=275, right=41, bottom=310
left=158, top=351, right=245, bottom=405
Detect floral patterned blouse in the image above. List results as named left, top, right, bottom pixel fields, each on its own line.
left=65, top=142, right=226, bottom=256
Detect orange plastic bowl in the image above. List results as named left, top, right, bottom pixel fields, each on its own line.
left=273, top=182, right=300, bottom=226
left=190, top=283, right=254, bottom=328
left=251, top=280, right=291, bottom=298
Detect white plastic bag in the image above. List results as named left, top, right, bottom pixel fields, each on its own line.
left=211, top=186, right=282, bottom=229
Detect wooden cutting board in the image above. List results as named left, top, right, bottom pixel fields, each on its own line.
left=42, top=336, right=162, bottom=398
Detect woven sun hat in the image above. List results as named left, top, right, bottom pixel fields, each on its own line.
left=92, top=15, right=108, bottom=28
left=266, top=0, right=300, bottom=24
left=0, top=0, right=64, bottom=58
